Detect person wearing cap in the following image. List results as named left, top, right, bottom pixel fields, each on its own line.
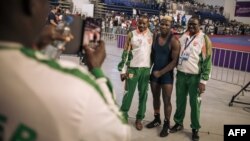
left=146, top=16, right=180, bottom=137
left=118, top=15, right=153, bottom=131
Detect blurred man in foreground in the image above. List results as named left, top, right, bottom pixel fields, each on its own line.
left=0, top=0, right=130, bottom=141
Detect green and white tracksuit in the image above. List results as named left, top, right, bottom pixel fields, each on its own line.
left=118, top=29, right=153, bottom=120
left=0, top=42, right=130, bottom=141
left=174, top=31, right=212, bottom=130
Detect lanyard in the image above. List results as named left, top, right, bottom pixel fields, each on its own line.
left=183, top=35, right=196, bottom=51
left=181, top=35, right=196, bottom=56
left=180, top=35, right=196, bottom=56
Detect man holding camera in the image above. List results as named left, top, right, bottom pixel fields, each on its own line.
left=0, top=0, right=130, bottom=141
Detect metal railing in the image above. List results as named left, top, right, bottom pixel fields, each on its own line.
left=101, top=32, right=250, bottom=86
left=101, top=32, right=127, bottom=48
left=211, top=48, right=250, bottom=86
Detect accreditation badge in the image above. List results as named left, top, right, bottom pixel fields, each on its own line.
left=182, top=52, right=190, bottom=61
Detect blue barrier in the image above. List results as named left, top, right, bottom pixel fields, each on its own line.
left=212, top=48, right=250, bottom=72
left=117, top=35, right=127, bottom=48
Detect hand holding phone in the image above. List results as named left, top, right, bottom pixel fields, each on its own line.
left=61, top=16, right=103, bottom=66
left=83, top=17, right=102, bottom=49
left=83, top=40, right=106, bottom=70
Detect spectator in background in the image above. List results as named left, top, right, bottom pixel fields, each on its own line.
left=131, top=18, right=137, bottom=31
left=105, top=18, right=109, bottom=33
left=181, top=14, right=187, bottom=27
left=132, top=7, right=137, bottom=18
left=101, top=19, right=105, bottom=32
left=177, top=13, right=181, bottom=24
left=55, top=6, right=62, bottom=21
left=160, top=2, right=167, bottom=14
left=136, top=9, right=141, bottom=16
left=0, top=0, right=131, bottom=141
left=170, top=16, right=212, bottom=141
left=47, top=6, right=58, bottom=26
left=113, top=16, right=118, bottom=34
left=121, top=19, right=128, bottom=34
left=149, top=19, right=155, bottom=33
left=109, top=17, right=114, bottom=33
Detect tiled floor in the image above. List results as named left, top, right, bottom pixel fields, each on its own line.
left=61, top=43, right=250, bottom=141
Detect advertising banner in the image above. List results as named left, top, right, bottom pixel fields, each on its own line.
left=235, top=1, right=250, bottom=17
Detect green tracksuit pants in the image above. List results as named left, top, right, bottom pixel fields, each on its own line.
left=120, top=67, right=150, bottom=121
left=174, top=71, right=201, bottom=130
